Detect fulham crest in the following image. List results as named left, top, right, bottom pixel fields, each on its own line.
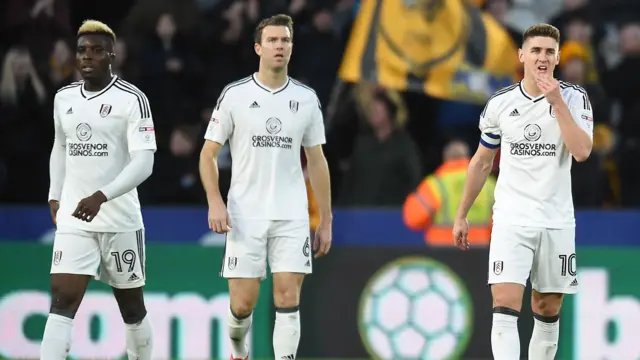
left=100, top=104, right=112, bottom=118
left=289, top=100, right=298, bottom=113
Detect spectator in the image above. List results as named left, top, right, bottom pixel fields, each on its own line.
left=0, top=46, right=50, bottom=203
left=403, top=140, right=496, bottom=247
left=47, top=38, right=74, bottom=90
left=143, top=125, right=205, bottom=204
left=559, top=41, right=613, bottom=207
left=338, top=93, right=422, bottom=207
left=601, top=23, right=640, bottom=207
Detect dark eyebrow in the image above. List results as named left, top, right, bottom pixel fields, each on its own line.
left=266, top=36, right=291, bottom=41
left=531, top=46, right=556, bottom=52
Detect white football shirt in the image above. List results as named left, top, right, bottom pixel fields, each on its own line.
left=53, top=76, right=157, bottom=232
left=204, top=74, right=326, bottom=220
left=479, top=80, right=594, bottom=229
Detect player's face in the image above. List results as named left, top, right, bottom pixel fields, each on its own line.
left=255, top=25, right=293, bottom=70
left=76, top=35, right=114, bottom=81
left=519, top=36, right=559, bottom=77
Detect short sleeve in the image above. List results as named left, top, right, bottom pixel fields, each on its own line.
left=478, top=98, right=501, bottom=149
left=127, top=94, right=157, bottom=153
left=568, top=90, right=594, bottom=139
left=302, top=96, right=326, bottom=147
left=204, top=92, right=234, bottom=145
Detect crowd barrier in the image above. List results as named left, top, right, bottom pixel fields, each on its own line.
left=0, top=207, right=638, bottom=359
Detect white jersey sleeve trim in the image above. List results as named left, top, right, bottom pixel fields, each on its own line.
left=478, top=83, right=518, bottom=149
left=114, top=79, right=157, bottom=153
left=204, top=77, right=251, bottom=144
left=561, top=81, right=594, bottom=139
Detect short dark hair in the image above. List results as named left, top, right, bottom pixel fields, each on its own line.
left=253, top=14, right=294, bottom=44
left=522, top=23, right=560, bottom=45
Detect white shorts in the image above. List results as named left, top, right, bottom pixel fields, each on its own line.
left=220, top=219, right=312, bottom=280
left=488, top=223, right=578, bottom=294
left=50, top=227, right=146, bottom=289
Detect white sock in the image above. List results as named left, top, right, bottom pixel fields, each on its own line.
left=273, top=307, right=301, bottom=360
left=228, top=308, right=252, bottom=359
left=528, top=315, right=559, bottom=360
left=125, top=315, right=153, bottom=360
left=491, top=311, right=521, bottom=360
left=40, top=313, right=73, bottom=360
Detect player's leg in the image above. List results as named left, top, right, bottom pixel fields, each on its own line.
left=97, top=230, right=152, bottom=360
left=221, top=218, right=269, bottom=360
left=268, top=220, right=313, bottom=359
left=41, top=229, right=99, bottom=360
left=528, top=227, right=577, bottom=360
left=487, top=224, right=538, bottom=360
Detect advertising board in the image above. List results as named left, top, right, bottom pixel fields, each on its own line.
left=0, top=243, right=273, bottom=359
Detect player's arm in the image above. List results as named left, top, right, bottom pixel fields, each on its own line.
left=455, top=101, right=500, bottom=221
left=98, top=96, right=156, bottom=201
left=304, top=145, right=331, bottom=221
left=552, top=90, right=594, bottom=162
left=199, top=96, right=233, bottom=207
left=303, top=97, right=331, bottom=222
left=48, top=96, right=66, bottom=224
left=199, top=140, right=225, bottom=206
left=199, top=93, right=234, bottom=232
left=304, top=96, right=332, bottom=257
left=456, top=145, right=497, bottom=220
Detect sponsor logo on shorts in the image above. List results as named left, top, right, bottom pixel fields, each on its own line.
left=53, top=251, right=62, bottom=265
left=493, top=261, right=503, bottom=275
left=227, top=257, right=237, bottom=270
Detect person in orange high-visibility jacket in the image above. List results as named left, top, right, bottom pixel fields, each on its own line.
left=403, top=140, right=497, bottom=246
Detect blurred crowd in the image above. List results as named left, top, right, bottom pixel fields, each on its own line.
left=0, top=0, right=639, bottom=209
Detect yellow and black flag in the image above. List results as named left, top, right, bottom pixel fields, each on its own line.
left=338, top=0, right=520, bottom=104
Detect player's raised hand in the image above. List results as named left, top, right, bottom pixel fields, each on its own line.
left=452, top=217, right=470, bottom=251
left=72, top=191, right=107, bottom=222
left=535, top=74, right=561, bottom=105
left=208, top=198, right=231, bottom=233
left=313, top=220, right=332, bottom=258
left=48, top=200, right=59, bottom=225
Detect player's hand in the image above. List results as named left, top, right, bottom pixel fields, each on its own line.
left=49, top=200, right=59, bottom=225
left=208, top=198, right=231, bottom=233
left=72, top=191, right=107, bottom=222
left=313, top=218, right=332, bottom=258
left=452, top=217, right=470, bottom=251
left=535, top=74, right=562, bottom=105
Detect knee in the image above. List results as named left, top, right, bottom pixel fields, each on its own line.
left=532, top=293, right=563, bottom=317
left=492, top=288, right=522, bottom=312
left=273, top=285, right=300, bottom=309
left=228, top=279, right=260, bottom=318
left=113, top=289, right=147, bottom=324
left=230, top=301, right=255, bottom=319
left=119, top=302, right=147, bottom=324
left=50, top=284, right=84, bottom=315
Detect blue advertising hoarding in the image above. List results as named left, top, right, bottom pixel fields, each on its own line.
left=0, top=207, right=638, bottom=246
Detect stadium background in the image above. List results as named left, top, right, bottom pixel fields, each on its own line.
left=1, top=0, right=639, bottom=359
